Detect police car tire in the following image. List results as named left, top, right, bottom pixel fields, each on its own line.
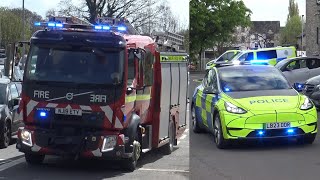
left=214, top=113, right=229, bottom=149
left=25, top=153, right=45, bottom=165
left=0, top=121, right=11, bottom=148
left=192, top=105, right=204, bottom=133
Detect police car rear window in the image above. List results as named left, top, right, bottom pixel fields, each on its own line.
left=219, top=67, right=291, bottom=92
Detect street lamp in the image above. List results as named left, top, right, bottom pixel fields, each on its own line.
left=22, top=0, right=25, bottom=58
left=301, top=15, right=304, bottom=51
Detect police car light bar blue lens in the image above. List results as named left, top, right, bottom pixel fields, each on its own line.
left=102, top=26, right=110, bottom=30
left=287, top=129, right=294, bottom=133
left=48, top=23, right=55, bottom=27
left=39, top=111, right=47, bottom=117
left=250, top=60, right=269, bottom=64
left=117, top=26, right=126, bottom=31
left=94, top=25, right=102, bottom=30
left=56, top=23, right=63, bottom=27
left=34, top=22, right=41, bottom=26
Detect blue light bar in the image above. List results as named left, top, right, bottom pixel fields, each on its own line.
left=48, top=22, right=55, bottom=27
left=250, top=60, right=269, bottom=64
left=34, top=22, right=41, bottom=26
left=56, top=23, right=63, bottom=28
left=117, top=26, right=126, bottom=31
left=94, top=25, right=102, bottom=30
left=102, top=26, right=110, bottom=30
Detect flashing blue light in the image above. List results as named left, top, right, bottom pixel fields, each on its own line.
left=224, top=88, right=230, bottom=92
left=250, top=60, right=269, bottom=64
left=39, top=111, right=47, bottom=117
left=258, top=131, right=264, bottom=135
left=117, top=26, right=126, bottom=31
left=298, top=84, right=303, bottom=88
left=287, top=129, right=294, bottom=133
left=55, top=23, right=63, bottom=28
left=34, top=22, right=41, bottom=26
left=48, top=22, right=55, bottom=27
left=102, top=26, right=110, bottom=30
left=94, top=25, right=102, bottom=30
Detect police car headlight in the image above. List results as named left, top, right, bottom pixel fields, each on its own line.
left=101, top=136, right=117, bottom=152
left=224, top=102, right=247, bottom=114
left=21, top=129, right=33, bottom=147
left=300, top=97, right=313, bottom=110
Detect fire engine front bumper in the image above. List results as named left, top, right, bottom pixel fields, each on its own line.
left=16, top=128, right=134, bottom=160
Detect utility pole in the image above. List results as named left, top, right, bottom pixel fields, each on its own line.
left=148, top=0, right=151, bottom=36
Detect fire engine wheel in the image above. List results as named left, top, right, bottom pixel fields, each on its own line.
left=161, top=120, right=175, bottom=155
left=122, top=130, right=141, bottom=172
left=25, top=153, right=45, bottom=165
left=0, top=121, right=11, bottom=148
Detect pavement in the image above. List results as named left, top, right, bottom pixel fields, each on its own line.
left=0, top=117, right=189, bottom=180
left=189, top=73, right=320, bottom=180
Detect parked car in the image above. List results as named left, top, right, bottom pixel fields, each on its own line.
left=0, top=53, right=6, bottom=65
left=301, top=75, right=320, bottom=108
left=0, top=66, right=23, bottom=81
left=206, top=50, right=241, bottom=69
left=0, top=78, right=22, bottom=148
left=275, top=57, right=320, bottom=86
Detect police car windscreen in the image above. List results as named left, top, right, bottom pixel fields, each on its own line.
left=219, top=67, right=291, bottom=92
left=25, top=45, right=124, bottom=84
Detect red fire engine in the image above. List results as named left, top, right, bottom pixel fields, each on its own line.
left=14, top=16, right=188, bottom=171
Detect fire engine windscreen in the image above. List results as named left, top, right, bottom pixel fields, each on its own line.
left=25, top=44, right=124, bottom=84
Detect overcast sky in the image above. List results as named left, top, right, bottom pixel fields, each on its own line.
left=243, top=0, right=306, bottom=27
left=0, top=0, right=189, bottom=27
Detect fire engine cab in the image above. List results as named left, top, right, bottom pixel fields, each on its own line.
left=15, top=16, right=188, bottom=171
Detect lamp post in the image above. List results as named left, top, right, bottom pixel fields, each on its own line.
left=301, top=15, right=304, bottom=51
left=22, top=0, right=25, bottom=58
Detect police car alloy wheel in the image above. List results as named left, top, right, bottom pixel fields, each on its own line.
left=213, top=114, right=228, bottom=149
left=192, top=105, right=203, bottom=133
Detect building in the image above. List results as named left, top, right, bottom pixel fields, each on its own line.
left=306, top=0, right=320, bottom=56
left=152, top=31, right=185, bottom=51
left=233, top=21, right=281, bottom=50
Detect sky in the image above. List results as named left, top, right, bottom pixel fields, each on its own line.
left=0, top=0, right=189, bottom=27
left=243, top=0, right=306, bottom=27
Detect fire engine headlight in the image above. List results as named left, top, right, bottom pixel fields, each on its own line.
left=101, top=136, right=117, bottom=152
left=21, top=129, right=33, bottom=147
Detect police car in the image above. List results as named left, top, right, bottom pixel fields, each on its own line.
left=191, top=64, right=317, bottom=149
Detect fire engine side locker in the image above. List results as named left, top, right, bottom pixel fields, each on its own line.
left=158, top=52, right=188, bottom=142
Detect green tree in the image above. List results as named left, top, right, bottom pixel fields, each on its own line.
left=190, top=0, right=251, bottom=60
left=281, top=0, right=302, bottom=45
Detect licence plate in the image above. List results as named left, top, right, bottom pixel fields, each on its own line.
left=265, top=122, right=291, bottom=129
left=55, top=108, right=82, bottom=116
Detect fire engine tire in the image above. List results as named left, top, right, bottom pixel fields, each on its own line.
left=161, top=120, right=175, bottom=155
left=0, top=120, right=11, bottom=148
left=122, top=130, right=141, bottom=172
left=25, top=153, right=45, bottom=165
left=191, top=105, right=204, bottom=133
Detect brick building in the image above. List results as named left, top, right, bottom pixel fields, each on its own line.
left=306, top=0, right=320, bottom=56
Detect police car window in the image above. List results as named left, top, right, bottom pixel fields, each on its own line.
left=25, top=45, right=125, bottom=85
left=202, top=72, right=209, bottom=87
left=10, top=84, right=19, bottom=99
left=307, top=59, right=320, bottom=69
left=219, top=67, right=291, bottom=92
left=208, top=70, right=218, bottom=89
left=257, top=50, right=277, bottom=60
left=286, top=60, right=301, bottom=70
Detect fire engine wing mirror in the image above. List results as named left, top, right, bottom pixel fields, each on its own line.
left=126, top=87, right=134, bottom=94
left=134, top=51, right=142, bottom=59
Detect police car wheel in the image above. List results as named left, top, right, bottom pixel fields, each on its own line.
left=192, top=105, right=204, bottom=133
left=213, top=114, right=228, bottom=149
left=0, top=121, right=11, bottom=148
left=25, top=153, right=45, bottom=165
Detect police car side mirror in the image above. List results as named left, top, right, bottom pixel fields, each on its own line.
left=293, top=83, right=304, bottom=92
left=203, top=87, right=217, bottom=94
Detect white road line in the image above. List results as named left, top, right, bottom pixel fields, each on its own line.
left=177, top=141, right=180, bottom=145
left=138, top=168, right=189, bottom=173
left=0, top=157, right=24, bottom=172
left=180, top=134, right=187, bottom=140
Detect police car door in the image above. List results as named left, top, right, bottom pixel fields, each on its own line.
left=198, top=69, right=218, bottom=130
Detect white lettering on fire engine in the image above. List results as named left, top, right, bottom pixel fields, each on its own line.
left=90, top=95, right=107, bottom=103
left=34, top=90, right=49, bottom=99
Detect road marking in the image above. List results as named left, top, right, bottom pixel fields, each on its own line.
left=0, top=157, right=24, bottom=172
left=138, top=168, right=189, bottom=173
left=177, top=141, right=180, bottom=145
left=185, top=129, right=189, bottom=133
